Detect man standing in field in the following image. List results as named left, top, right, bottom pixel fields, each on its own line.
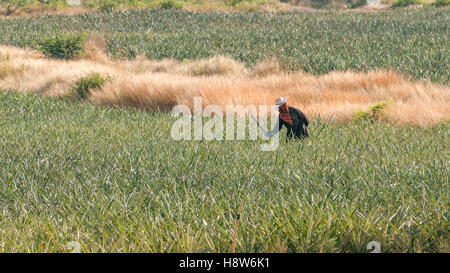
left=265, top=96, right=309, bottom=140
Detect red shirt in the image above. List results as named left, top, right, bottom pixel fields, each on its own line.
left=279, top=103, right=293, bottom=126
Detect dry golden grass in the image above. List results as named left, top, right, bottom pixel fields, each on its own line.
left=0, top=44, right=448, bottom=125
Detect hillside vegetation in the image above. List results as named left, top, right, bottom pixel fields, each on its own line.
left=1, top=0, right=448, bottom=15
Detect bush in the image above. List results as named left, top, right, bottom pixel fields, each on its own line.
left=224, top=0, right=245, bottom=7
left=35, top=33, right=85, bottom=60
left=353, top=109, right=371, bottom=122
left=432, top=0, right=449, bottom=6
left=310, top=0, right=331, bottom=9
left=391, top=0, right=421, bottom=8
left=84, top=1, right=97, bottom=9
left=46, top=0, right=69, bottom=9
left=73, top=73, right=109, bottom=100
left=159, top=0, right=183, bottom=10
left=98, top=0, right=119, bottom=12
left=353, top=99, right=394, bottom=122
left=347, top=0, right=367, bottom=8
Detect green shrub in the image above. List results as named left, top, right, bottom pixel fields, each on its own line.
left=98, top=0, right=120, bottom=12
left=224, top=0, right=245, bottom=7
left=391, top=0, right=421, bottom=8
left=4, top=0, right=28, bottom=8
left=3, top=0, right=69, bottom=9
left=73, top=73, right=109, bottom=100
left=35, top=33, right=85, bottom=60
left=159, top=0, right=183, bottom=10
left=84, top=1, right=97, bottom=9
left=353, top=109, right=371, bottom=122
left=310, top=0, right=331, bottom=9
left=353, top=99, right=394, bottom=122
left=432, top=0, right=449, bottom=6
left=46, top=0, right=69, bottom=9
left=347, top=0, right=367, bottom=8
left=128, top=0, right=147, bottom=8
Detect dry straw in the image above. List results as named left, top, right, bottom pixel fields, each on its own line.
left=1, top=42, right=448, bottom=125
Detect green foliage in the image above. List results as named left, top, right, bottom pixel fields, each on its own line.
left=347, top=0, right=367, bottom=8
left=0, top=90, right=448, bottom=252
left=310, top=0, right=331, bottom=9
left=3, top=0, right=29, bottom=8
left=98, top=0, right=120, bottom=12
left=84, top=1, right=96, bottom=9
left=225, top=0, right=245, bottom=6
left=34, top=32, right=85, bottom=60
left=46, top=0, right=70, bottom=9
left=0, top=9, right=448, bottom=83
left=2, top=0, right=69, bottom=8
left=432, top=0, right=449, bottom=6
left=0, top=0, right=69, bottom=15
left=391, top=0, right=421, bottom=8
left=72, top=73, right=109, bottom=99
left=354, top=99, right=394, bottom=122
left=159, top=0, right=183, bottom=9
left=353, top=109, right=371, bottom=122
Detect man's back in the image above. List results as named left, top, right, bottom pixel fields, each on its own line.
left=289, top=106, right=308, bottom=127
left=279, top=106, right=309, bottom=139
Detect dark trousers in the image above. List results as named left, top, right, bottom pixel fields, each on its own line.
left=286, top=123, right=308, bottom=141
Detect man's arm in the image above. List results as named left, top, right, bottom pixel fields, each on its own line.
left=265, top=118, right=283, bottom=138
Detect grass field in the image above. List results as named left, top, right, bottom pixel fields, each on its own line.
left=0, top=90, right=448, bottom=252
left=0, top=8, right=449, bottom=83
left=0, top=6, right=449, bottom=253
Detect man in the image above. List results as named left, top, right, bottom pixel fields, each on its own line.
left=265, top=96, right=309, bottom=140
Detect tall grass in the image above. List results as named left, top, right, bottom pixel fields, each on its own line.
left=0, top=90, right=448, bottom=252
left=0, top=8, right=448, bottom=83
left=0, top=45, right=448, bottom=125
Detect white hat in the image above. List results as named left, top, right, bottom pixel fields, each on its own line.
left=275, top=96, right=288, bottom=106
